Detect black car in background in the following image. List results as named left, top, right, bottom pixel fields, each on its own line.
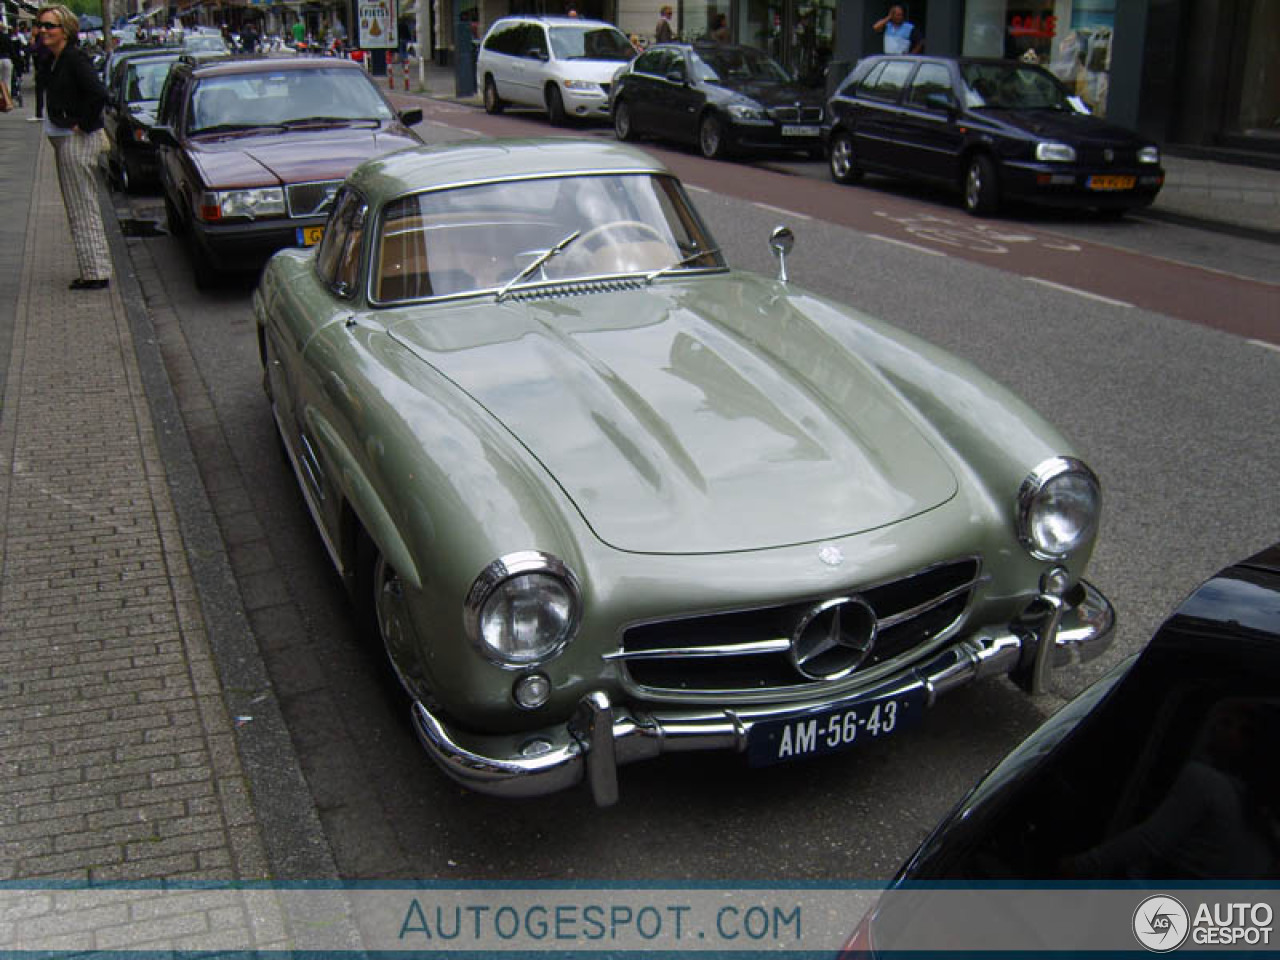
left=611, top=42, right=824, bottom=160
left=103, top=49, right=183, bottom=192
left=825, top=55, right=1164, bottom=216
left=845, top=543, right=1280, bottom=954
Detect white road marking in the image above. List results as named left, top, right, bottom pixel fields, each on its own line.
left=1026, top=277, right=1133, bottom=308
left=1248, top=339, right=1280, bottom=354
left=866, top=234, right=948, bottom=257
left=754, top=202, right=811, bottom=221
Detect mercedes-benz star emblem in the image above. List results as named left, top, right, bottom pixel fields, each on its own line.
left=790, top=596, right=877, bottom=681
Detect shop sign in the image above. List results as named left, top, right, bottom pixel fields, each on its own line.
left=359, top=0, right=396, bottom=48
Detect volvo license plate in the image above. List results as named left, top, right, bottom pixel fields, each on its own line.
left=297, top=225, right=325, bottom=246
left=1087, top=175, right=1135, bottom=191
left=782, top=124, right=820, bottom=137
left=746, top=689, right=923, bottom=767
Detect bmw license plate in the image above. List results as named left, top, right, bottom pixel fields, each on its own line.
left=297, top=225, right=325, bottom=246
left=782, top=124, right=820, bottom=137
left=1087, top=175, right=1135, bottom=191
left=746, top=689, right=923, bottom=767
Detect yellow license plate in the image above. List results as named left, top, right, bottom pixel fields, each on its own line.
left=1088, top=175, right=1136, bottom=191
left=297, top=225, right=325, bottom=246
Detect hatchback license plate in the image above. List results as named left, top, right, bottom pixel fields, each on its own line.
left=782, top=124, right=820, bottom=137
left=1088, top=175, right=1135, bottom=191
left=746, top=689, right=923, bottom=767
left=297, top=225, right=325, bottom=246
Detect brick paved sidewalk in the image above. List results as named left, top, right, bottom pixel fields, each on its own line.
left=0, top=123, right=331, bottom=898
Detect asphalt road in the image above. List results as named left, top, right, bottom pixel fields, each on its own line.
left=112, top=104, right=1280, bottom=882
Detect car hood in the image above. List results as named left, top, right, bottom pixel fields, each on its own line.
left=977, top=107, right=1147, bottom=144
left=715, top=79, right=823, bottom=108
left=189, top=125, right=421, bottom=187
left=387, top=275, right=958, bottom=554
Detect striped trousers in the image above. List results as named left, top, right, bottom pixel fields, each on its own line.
left=49, top=130, right=112, bottom=283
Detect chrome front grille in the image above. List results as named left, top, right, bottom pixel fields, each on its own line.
left=615, top=558, right=982, bottom=695
left=768, top=105, right=823, bottom=124
left=286, top=179, right=343, bottom=218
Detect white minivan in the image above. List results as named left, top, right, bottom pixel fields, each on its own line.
left=476, top=16, right=637, bottom=124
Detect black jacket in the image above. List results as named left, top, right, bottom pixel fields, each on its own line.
left=45, top=43, right=106, bottom=132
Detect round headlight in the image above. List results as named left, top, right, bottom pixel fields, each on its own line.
left=1016, top=458, right=1101, bottom=559
left=465, top=552, right=580, bottom=667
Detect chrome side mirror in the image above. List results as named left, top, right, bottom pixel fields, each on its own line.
left=769, top=225, right=794, bottom=283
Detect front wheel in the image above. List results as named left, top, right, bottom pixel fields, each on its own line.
left=546, top=85, right=567, bottom=126
left=699, top=112, right=727, bottom=160
left=483, top=75, right=504, bottom=115
left=963, top=154, right=1000, bottom=216
left=828, top=130, right=863, bottom=184
left=614, top=99, right=636, bottom=141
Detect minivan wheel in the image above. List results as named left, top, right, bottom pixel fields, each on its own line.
left=963, top=153, right=1000, bottom=216
left=546, top=85, right=567, bottom=125
left=828, top=130, right=863, bottom=184
left=483, top=75, right=504, bottom=114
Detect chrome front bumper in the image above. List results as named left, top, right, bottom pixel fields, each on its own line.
left=410, top=580, right=1115, bottom=806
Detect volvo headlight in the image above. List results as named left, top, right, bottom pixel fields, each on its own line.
left=1016, top=458, right=1100, bottom=560
left=201, top=187, right=286, bottom=221
left=1035, top=141, right=1076, bottom=163
left=465, top=552, right=581, bottom=666
left=1138, top=145, right=1160, bottom=164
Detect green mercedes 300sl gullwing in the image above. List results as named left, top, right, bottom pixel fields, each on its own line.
left=253, top=138, right=1114, bottom=806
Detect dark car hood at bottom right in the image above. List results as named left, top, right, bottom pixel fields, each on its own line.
left=973, top=106, right=1151, bottom=146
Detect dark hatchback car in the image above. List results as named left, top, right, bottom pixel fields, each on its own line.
left=612, top=42, right=824, bottom=160
left=150, top=56, right=424, bottom=286
left=103, top=49, right=182, bottom=192
left=825, top=55, right=1165, bottom=216
left=845, top=543, right=1280, bottom=954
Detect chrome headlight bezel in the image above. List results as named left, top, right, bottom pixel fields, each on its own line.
left=204, top=187, right=287, bottom=221
left=1016, top=457, right=1101, bottom=560
left=727, top=101, right=769, bottom=124
left=1034, top=141, right=1077, bottom=163
left=561, top=78, right=604, bottom=94
left=464, top=551, right=582, bottom=668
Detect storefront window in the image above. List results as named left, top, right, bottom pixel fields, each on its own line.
left=962, top=0, right=1114, bottom=116
left=1233, top=0, right=1280, bottom=143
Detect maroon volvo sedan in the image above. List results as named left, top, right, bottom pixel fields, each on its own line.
left=150, top=56, right=424, bottom=287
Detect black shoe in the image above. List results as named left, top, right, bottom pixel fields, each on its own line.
left=69, top=278, right=110, bottom=290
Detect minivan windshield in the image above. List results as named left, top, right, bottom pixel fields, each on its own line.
left=961, top=63, right=1071, bottom=110
left=549, top=24, right=636, bottom=61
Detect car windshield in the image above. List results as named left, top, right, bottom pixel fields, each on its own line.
left=372, top=173, right=723, bottom=303
left=692, top=46, right=791, bottom=84
left=125, top=57, right=177, bottom=102
left=548, top=24, right=636, bottom=61
left=189, top=69, right=395, bottom=133
left=960, top=63, right=1071, bottom=110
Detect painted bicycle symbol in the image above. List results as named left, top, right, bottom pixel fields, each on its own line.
left=874, top=211, right=1082, bottom=254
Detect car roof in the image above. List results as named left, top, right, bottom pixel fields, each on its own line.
left=190, top=55, right=368, bottom=78
left=348, top=138, right=671, bottom=199
left=492, top=14, right=618, bottom=27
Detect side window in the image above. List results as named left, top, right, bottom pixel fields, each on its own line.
left=156, top=68, right=187, bottom=127
left=906, top=63, right=954, bottom=109
left=662, top=50, right=686, bottom=81
left=491, top=23, right=521, bottom=55
left=633, top=49, right=664, bottom=77
left=526, top=24, right=548, bottom=59
left=862, top=59, right=913, bottom=103
left=853, top=61, right=885, bottom=97
left=314, top=190, right=367, bottom=298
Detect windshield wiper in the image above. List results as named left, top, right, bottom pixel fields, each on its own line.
left=496, top=230, right=581, bottom=302
left=281, top=116, right=381, bottom=128
left=193, top=122, right=286, bottom=135
left=645, top=247, right=722, bottom=284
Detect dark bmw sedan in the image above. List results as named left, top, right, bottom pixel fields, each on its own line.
left=612, top=42, right=824, bottom=160
left=150, top=57, right=423, bottom=287
left=825, top=55, right=1164, bottom=216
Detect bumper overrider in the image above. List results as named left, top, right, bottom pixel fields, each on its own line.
left=411, top=580, right=1114, bottom=806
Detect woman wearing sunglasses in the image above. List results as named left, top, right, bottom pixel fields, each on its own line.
left=36, top=5, right=111, bottom=290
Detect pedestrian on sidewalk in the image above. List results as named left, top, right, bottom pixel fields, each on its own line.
left=37, top=4, right=112, bottom=290
left=30, top=26, right=51, bottom=121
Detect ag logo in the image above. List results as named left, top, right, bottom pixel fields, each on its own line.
left=1133, top=895, right=1190, bottom=952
